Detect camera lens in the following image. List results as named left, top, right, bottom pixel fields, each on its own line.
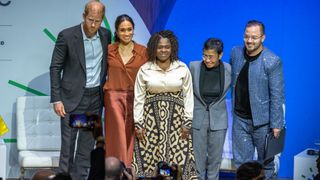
left=307, top=149, right=319, bottom=155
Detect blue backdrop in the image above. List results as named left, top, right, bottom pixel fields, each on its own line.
left=164, top=0, right=320, bottom=177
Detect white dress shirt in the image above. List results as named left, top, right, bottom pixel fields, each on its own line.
left=134, top=61, right=194, bottom=127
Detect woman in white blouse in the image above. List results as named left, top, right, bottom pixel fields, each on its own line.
left=132, top=30, right=197, bottom=179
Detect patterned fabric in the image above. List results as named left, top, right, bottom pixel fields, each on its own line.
left=132, top=91, right=197, bottom=179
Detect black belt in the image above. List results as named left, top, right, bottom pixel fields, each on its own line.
left=84, top=86, right=100, bottom=93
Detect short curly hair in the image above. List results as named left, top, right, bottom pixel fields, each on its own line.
left=147, top=30, right=179, bottom=62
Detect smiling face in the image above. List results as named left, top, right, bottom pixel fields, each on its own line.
left=203, top=49, right=223, bottom=68
left=244, top=25, right=265, bottom=56
left=156, top=37, right=172, bottom=63
left=116, top=20, right=134, bottom=45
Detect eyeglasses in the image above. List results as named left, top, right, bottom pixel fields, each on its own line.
left=202, top=54, right=215, bottom=60
left=243, top=34, right=263, bottom=41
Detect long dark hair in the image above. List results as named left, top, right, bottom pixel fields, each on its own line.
left=114, top=14, right=135, bottom=42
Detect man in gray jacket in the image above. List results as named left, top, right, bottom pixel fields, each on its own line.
left=190, top=38, right=231, bottom=180
left=230, top=20, right=285, bottom=179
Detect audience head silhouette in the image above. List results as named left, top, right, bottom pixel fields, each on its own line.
left=105, top=156, right=122, bottom=180
left=31, top=169, right=55, bottom=180
left=52, top=172, right=72, bottom=180
left=236, top=161, right=266, bottom=180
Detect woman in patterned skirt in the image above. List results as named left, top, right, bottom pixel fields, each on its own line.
left=132, top=30, right=197, bottom=179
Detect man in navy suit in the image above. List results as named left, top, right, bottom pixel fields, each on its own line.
left=230, top=20, right=285, bottom=179
left=50, top=1, right=111, bottom=179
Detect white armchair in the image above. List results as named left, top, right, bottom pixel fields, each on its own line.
left=16, top=96, right=61, bottom=179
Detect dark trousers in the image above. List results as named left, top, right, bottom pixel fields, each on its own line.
left=59, top=86, right=101, bottom=180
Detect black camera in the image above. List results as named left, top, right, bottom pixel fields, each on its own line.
left=121, top=161, right=132, bottom=180
left=157, top=161, right=171, bottom=177
left=307, top=149, right=320, bottom=156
